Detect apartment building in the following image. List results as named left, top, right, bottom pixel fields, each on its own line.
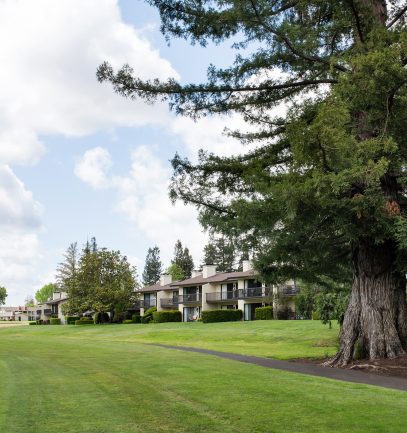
left=137, top=261, right=300, bottom=321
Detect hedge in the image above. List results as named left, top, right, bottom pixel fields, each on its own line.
left=122, top=319, right=134, bottom=324
left=94, top=312, right=110, bottom=324
left=50, top=318, right=61, bottom=325
left=153, top=310, right=182, bottom=323
left=142, top=306, right=157, bottom=324
left=131, top=314, right=141, bottom=323
left=28, top=321, right=37, bottom=325
left=75, top=319, right=94, bottom=325
left=201, top=309, right=243, bottom=323
left=255, top=306, right=273, bottom=320
left=66, top=316, right=80, bottom=325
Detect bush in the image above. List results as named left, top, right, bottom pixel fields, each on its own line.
left=50, top=318, right=61, bottom=325
left=131, top=314, right=141, bottom=323
left=201, top=309, right=243, bottom=323
left=122, top=319, right=134, bottom=324
left=276, top=307, right=291, bottom=320
left=255, top=306, right=273, bottom=320
left=36, top=319, right=43, bottom=325
left=94, top=312, right=110, bottom=324
left=75, top=319, right=94, bottom=325
left=66, top=316, right=80, bottom=325
left=312, top=311, right=320, bottom=320
left=153, top=310, right=182, bottom=323
left=141, top=306, right=157, bottom=324
left=28, top=321, right=37, bottom=325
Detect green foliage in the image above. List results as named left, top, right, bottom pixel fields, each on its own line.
left=66, top=316, right=80, bottom=325
left=94, top=312, right=110, bottom=324
left=50, top=318, right=61, bottom=325
left=98, top=0, right=407, bottom=289
left=36, top=319, right=43, bottom=325
left=142, top=246, right=162, bottom=286
left=315, top=292, right=341, bottom=329
left=122, top=319, right=134, bottom=324
left=201, top=309, right=242, bottom=323
left=153, top=310, right=182, bottom=323
left=202, top=233, right=237, bottom=272
left=312, top=311, right=320, bottom=321
left=171, top=240, right=194, bottom=279
left=255, top=306, right=273, bottom=320
left=166, top=263, right=185, bottom=282
left=0, top=286, right=7, bottom=306
left=56, top=242, right=78, bottom=293
left=28, top=321, right=37, bottom=325
left=75, top=319, right=94, bottom=325
left=295, top=285, right=317, bottom=320
left=141, top=306, right=157, bottom=324
left=35, top=283, right=56, bottom=304
left=24, top=295, right=35, bottom=307
left=131, top=313, right=141, bottom=323
left=63, top=240, right=139, bottom=316
left=276, top=307, right=292, bottom=320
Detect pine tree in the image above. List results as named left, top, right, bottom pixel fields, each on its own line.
left=171, top=240, right=194, bottom=279
left=142, top=246, right=163, bottom=286
left=202, top=233, right=237, bottom=272
left=56, top=242, right=78, bottom=292
left=98, top=2, right=407, bottom=364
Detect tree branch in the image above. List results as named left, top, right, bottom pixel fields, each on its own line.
left=387, top=3, right=407, bottom=28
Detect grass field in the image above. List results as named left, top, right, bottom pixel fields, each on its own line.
left=0, top=322, right=406, bottom=433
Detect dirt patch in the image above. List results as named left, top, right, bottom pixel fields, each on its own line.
left=293, top=355, right=407, bottom=379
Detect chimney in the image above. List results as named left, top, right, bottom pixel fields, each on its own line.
left=191, top=269, right=201, bottom=278
left=242, top=260, right=253, bottom=272
left=160, top=273, right=172, bottom=286
left=203, top=264, right=217, bottom=279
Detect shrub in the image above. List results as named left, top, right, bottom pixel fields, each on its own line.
left=255, top=306, right=273, bottom=320
left=153, top=310, right=182, bottom=323
left=122, top=319, right=134, bottom=324
left=75, top=319, right=94, bottom=325
left=312, top=311, right=320, bottom=320
left=131, top=314, right=141, bottom=323
left=94, top=312, right=110, bottom=324
left=276, top=307, right=291, bottom=320
left=66, top=316, right=80, bottom=325
left=28, top=321, right=37, bottom=325
left=50, top=318, right=61, bottom=325
left=201, top=309, right=243, bottom=323
left=36, top=319, right=43, bottom=325
left=141, top=306, right=157, bottom=324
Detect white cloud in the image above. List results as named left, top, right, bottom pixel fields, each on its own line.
left=0, top=0, right=181, bottom=303
left=74, top=147, right=112, bottom=189
left=76, top=145, right=206, bottom=266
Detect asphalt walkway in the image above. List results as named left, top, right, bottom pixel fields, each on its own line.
left=151, top=344, right=407, bottom=392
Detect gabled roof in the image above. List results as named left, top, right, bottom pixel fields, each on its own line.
left=171, top=269, right=257, bottom=287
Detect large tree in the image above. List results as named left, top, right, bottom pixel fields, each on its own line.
left=98, top=1, right=407, bottom=365
left=172, top=239, right=194, bottom=278
left=202, top=233, right=237, bottom=272
left=56, top=242, right=79, bottom=293
left=142, top=246, right=163, bottom=286
left=35, top=283, right=56, bottom=304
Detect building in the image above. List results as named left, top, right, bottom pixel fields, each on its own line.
left=137, top=261, right=300, bottom=322
left=43, top=291, right=69, bottom=323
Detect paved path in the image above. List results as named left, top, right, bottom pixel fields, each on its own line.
left=151, top=344, right=407, bottom=392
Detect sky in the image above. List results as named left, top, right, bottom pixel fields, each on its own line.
left=0, top=0, right=251, bottom=305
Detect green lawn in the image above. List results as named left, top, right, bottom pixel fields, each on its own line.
left=0, top=323, right=406, bottom=433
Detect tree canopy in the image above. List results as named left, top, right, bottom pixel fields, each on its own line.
left=171, top=239, right=194, bottom=278
left=99, top=1, right=407, bottom=364
left=35, top=283, right=56, bottom=304
left=142, top=246, right=163, bottom=286
left=0, top=286, right=7, bottom=306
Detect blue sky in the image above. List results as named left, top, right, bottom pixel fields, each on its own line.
left=0, top=0, right=247, bottom=304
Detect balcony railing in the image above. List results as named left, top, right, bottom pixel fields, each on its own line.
left=206, top=292, right=238, bottom=303
left=238, top=286, right=272, bottom=299
left=281, top=286, right=300, bottom=296
left=178, top=293, right=202, bottom=304
left=160, top=298, right=179, bottom=308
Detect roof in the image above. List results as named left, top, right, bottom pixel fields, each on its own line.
left=45, top=297, right=68, bottom=305
left=171, top=269, right=257, bottom=287
left=137, top=282, right=176, bottom=293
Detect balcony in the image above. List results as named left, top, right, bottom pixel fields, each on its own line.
left=142, top=299, right=157, bottom=309
left=206, top=292, right=238, bottom=303
left=178, top=293, right=202, bottom=304
left=238, top=286, right=272, bottom=299
left=160, top=298, right=179, bottom=308
left=281, top=286, right=300, bottom=296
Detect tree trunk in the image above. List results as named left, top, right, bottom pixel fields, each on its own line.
left=327, top=240, right=407, bottom=366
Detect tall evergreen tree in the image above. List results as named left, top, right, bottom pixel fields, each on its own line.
left=202, top=233, right=236, bottom=272
left=172, top=239, right=194, bottom=278
left=142, top=246, right=163, bottom=286
left=56, top=242, right=79, bottom=292
left=98, top=2, right=407, bottom=364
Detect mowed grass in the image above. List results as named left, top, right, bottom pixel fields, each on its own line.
left=51, top=320, right=341, bottom=359
left=0, top=324, right=406, bottom=433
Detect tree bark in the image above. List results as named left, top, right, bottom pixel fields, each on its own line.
left=326, top=240, right=407, bottom=366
